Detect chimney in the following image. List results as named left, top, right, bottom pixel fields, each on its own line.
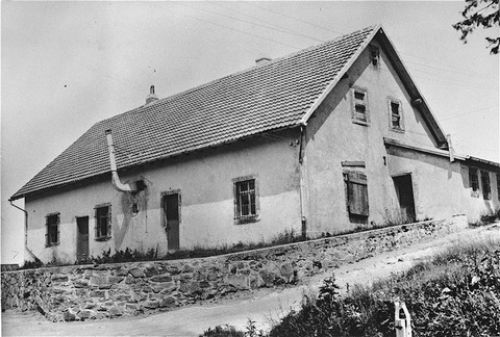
left=145, top=85, right=158, bottom=105
left=255, top=57, right=271, bottom=66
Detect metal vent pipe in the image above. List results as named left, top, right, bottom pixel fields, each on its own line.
left=105, top=129, right=137, bottom=192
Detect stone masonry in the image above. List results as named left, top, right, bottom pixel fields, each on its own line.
left=1, top=216, right=467, bottom=322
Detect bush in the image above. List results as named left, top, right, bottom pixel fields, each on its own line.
left=268, top=240, right=500, bottom=337
left=200, top=325, right=244, bottom=337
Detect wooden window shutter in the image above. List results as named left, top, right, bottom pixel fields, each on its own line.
left=345, top=171, right=369, bottom=217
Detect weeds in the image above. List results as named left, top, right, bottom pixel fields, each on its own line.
left=202, top=239, right=500, bottom=337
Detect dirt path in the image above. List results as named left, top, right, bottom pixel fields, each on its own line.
left=3, top=224, right=499, bottom=337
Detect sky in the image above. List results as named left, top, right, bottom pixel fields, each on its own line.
left=1, top=1, right=499, bottom=264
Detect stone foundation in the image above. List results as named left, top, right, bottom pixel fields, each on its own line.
left=1, top=215, right=467, bottom=321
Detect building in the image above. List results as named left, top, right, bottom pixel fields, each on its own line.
left=10, top=25, right=500, bottom=264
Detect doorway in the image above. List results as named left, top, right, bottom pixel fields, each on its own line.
left=162, top=193, right=180, bottom=251
left=393, top=174, right=416, bottom=223
left=76, top=216, right=89, bottom=262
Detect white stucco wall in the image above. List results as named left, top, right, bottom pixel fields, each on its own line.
left=25, top=131, right=302, bottom=264
left=302, top=39, right=499, bottom=235
left=386, top=147, right=499, bottom=222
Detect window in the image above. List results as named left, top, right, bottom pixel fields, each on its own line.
left=497, top=173, right=500, bottom=200
left=351, top=88, right=369, bottom=125
left=344, top=171, right=369, bottom=217
left=389, top=100, right=404, bottom=131
left=234, top=178, right=258, bottom=223
left=469, top=167, right=479, bottom=197
left=369, top=45, right=380, bottom=67
left=95, top=205, right=111, bottom=241
left=45, top=213, right=60, bottom=247
left=481, top=170, right=491, bottom=200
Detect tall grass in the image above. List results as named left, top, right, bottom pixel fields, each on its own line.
left=201, top=239, right=500, bottom=337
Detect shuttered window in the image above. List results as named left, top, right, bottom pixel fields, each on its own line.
left=351, top=88, right=369, bottom=125
left=45, top=213, right=60, bottom=247
left=95, top=205, right=112, bottom=241
left=344, top=171, right=369, bottom=217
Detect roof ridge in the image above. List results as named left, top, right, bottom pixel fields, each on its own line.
left=101, top=25, right=379, bottom=125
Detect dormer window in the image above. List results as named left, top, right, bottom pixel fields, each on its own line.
left=351, top=88, right=369, bottom=125
left=389, top=99, right=404, bottom=131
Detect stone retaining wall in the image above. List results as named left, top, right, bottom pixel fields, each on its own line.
left=1, top=216, right=467, bottom=322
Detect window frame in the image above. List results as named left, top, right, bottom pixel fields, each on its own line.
left=469, top=167, right=480, bottom=197
left=480, top=170, right=491, bottom=200
left=94, top=203, right=112, bottom=241
left=233, top=176, right=259, bottom=224
left=45, top=213, right=60, bottom=247
left=387, top=97, right=405, bottom=132
left=350, top=87, right=370, bottom=126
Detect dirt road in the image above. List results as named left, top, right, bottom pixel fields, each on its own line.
left=3, top=224, right=499, bottom=337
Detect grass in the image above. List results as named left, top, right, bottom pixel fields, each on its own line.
left=200, top=238, right=500, bottom=337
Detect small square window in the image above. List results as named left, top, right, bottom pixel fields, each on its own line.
left=389, top=100, right=404, bottom=131
left=46, top=213, right=60, bottom=247
left=351, top=88, right=369, bottom=125
left=95, top=205, right=111, bottom=241
left=469, top=167, right=480, bottom=197
left=481, top=170, right=491, bottom=200
left=234, top=178, right=258, bottom=223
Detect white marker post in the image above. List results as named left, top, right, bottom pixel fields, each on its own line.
left=395, top=298, right=412, bottom=337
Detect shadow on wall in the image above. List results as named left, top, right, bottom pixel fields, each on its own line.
left=114, top=182, right=149, bottom=250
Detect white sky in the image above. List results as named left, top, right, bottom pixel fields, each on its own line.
left=2, top=1, right=499, bottom=264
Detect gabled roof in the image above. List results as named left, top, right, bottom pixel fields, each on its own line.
left=10, top=25, right=447, bottom=200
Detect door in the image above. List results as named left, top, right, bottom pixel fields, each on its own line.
left=163, top=193, right=180, bottom=251
left=76, top=216, right=89, bottom=262
left=393, top=175, right=416, bottom=223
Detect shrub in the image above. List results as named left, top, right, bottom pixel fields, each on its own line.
left=200, top=325, right=244, bottom=337
left=268, top=240, right=500, bottom=337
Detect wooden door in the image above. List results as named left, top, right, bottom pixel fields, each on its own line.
left=76, top=216, right=89, bottom=262
left=163, top=193, right=180, bottom=251
left=393, top=175, right=416, bottom=223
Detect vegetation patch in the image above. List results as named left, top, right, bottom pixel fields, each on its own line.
left=201, top=239, right=500, bottom=337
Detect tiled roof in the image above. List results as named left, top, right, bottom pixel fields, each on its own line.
left=11, top=26, right=378, bottom=200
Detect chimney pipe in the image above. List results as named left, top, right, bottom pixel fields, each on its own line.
left=255, top=57, right=271, bottom=66
left=145, top=85, right=158, bottom=105
left=105, top=129, right=137, bottom=192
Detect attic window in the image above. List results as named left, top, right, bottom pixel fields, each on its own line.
left=370, top=45, right=380, bottom=67
left=389, top=99, right=404, bottom=131
left=351, top=88, right=369, bottom=125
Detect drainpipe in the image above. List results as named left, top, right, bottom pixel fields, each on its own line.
left=446, top=134, right=455, bottom=163
left=298, top=125, right=307, bottom=238
left=9, top=199, right=40, bottom=263
left=105, top=129, right=137, bottom=193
